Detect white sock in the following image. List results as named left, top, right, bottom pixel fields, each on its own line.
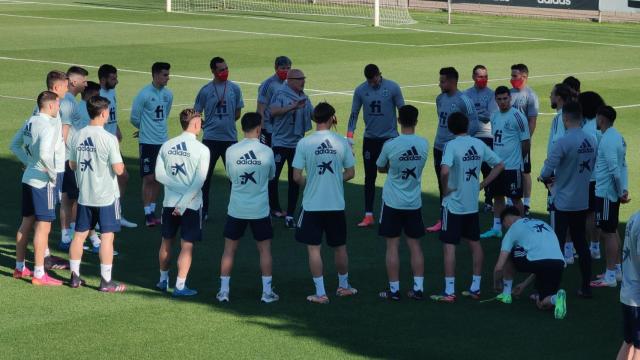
left=503, top=280, right=513, bottom=296
left=159, top=270, right=169, bottom=283
left=616, top=263, right=622, bottom=273
left=313, top=276, right=326, bottom=296
left=70, top=222, right=76, bottom=230
left=550, top=294, right=557, bottom=305
left=338, top=273, right=349, bottom=289
left=69, top=259, right=81, bottom=276
left=100, top=264, right=112, bottom=282
left=220, top=276, right=230, bottom=292
left=16, top=261, right=25, bottom=271
left=262, top=276, right=272, bottom=294
left=413, top=276, right=424, bottom=291
left=365, top=212, right=373, bottom=217
left=90, top=234, right=101, bottom=247
left=591, top=242, right=600, bottom=251
left=605, top=269, right=616, bottom=283
left=175, top=277, right=186, bottom=290
left=144, top=206, right=152, bottom=215
left=45, top=248, right=51, bottom=257
left=523, top=197, right=531, bottom=207
left=34, top=265, right=45, bottom=279
left=470, top=275, right=481, bottom=292
left=285, top=216, right=293, bottom=221
left=492, top=217, right=501, bottom=231
left=62, top=229, right=71, bottom=242
left=564, top=243, right=574, bottom=257
left=389, top=281, right=400, bottom=293
left=150, top=203, right=156, bottom=213
left=445, top=277, right=455, bottom=295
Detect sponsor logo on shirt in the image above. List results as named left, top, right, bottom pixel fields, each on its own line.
left=80, top=158, right=93, bottom=172
left=579, top=160, right=592, bottom=173
left=401, top=167, right=417, bottom=180
left=462, top=146, right=480, bottom=161
left=24, top=144, right=32, bottom=156
left=171, top=162, right=186, bottom=176
left=493, top=130, right=503, bottom=145
left=317, top=161, right=334, bottom=175
left=578, top=139, right=594, bottom=154
left=240, top=171, right=257, bottom=184
left=315, top=139, right=337, bottom=155
left=465, top=167, right=478, bottom=181
left=237, top=150, right=261, bottom=165
left=77, top=137, right=97, bottom=152
left=399, top=146, right=422, bottom=161
left=168, top=142, right=190, bottom=157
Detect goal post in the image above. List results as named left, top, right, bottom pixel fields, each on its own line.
left=166, top=0, right=415, bottom=27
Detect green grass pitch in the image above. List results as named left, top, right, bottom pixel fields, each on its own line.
left=0, top=1, right=639, bottom=358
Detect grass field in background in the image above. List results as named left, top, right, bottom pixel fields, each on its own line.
left=0, top=1, right=639, bottom=358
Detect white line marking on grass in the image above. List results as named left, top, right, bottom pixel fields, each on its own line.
left=0, top=94, right=33, bottom=101
left=381, top=25, right=640, bottom=49
left=0, top=13, right=546, bottom=49
left=400, top=67, right=640, bottom=89
left=0, top=0, right=147, bottom=11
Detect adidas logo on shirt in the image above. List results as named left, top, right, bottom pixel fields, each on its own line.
left=399, top=146, right=422, bottom=161
left=23, top=123, right=32, bottom=137
left=77, top=137, right=97, bottom=152
left=168, top=142, right=190, bottom=157
left=315, top=139, right=337, bottom=155
left=236, top=150, right=261, bottom=165
left=578, top=139, right=594, bottom=154
left=462, top=146, right=480, bottom=161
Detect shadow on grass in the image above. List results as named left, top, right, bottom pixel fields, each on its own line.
left=0, top=154, right=627, bottom=359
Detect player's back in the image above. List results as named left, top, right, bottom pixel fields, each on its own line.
left=595, top=126, right=627, bottom=201
left=501, top=218, right=563, bottom=261
left=621, top=211, right=640, bottom=306
left=293, top=130, right=354, bottom=211
left=225, top=138, right=275, bottom=219
left=70, top=125, right=121, bottom=206
left=21, top=114, right=56, bottom=187
left=380, top=134, right=429, bottom=210
left=550, top=128, right=595, bottom=211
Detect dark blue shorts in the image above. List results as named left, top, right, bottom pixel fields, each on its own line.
left=295, top=210, right=346, bottom=247
left=595, top=196, right=620, bottom=234
left=623, top=304, right=640, bottom=348
left=75, top=199, right=121, bottom=233
left=223, top=215, right=273, bottom=242
left=162, top=207, right=203, bottom=242
left=139, top=143, right=162, bottom=177
left=491, top=169, right=523, bottom=199
left=62, top=161, right=79, bottom=200
left=378, top=203, right=425, bottom=238
left=21, top=183, right=57, bottom=221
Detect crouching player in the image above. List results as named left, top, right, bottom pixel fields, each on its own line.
left=493, top=206, right=567, bottom=319
left=155, top=108, right=210, bottom=297
left=68, top=95, right=125, bottom=292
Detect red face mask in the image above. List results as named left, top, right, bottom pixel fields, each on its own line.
left=276, top=70, right=288, bottom=81
left=474, top=78, right=488, bottom=89
left=510, top=78, right=524, bottom=89
left=217, top=70, right=229, bottom=81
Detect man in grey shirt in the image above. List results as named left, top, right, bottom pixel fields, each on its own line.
left=617, top=211, right=640, bottom=360
left=539, top=101, right=595, bottom=298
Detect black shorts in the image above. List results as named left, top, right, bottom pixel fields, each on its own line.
left=511, top=251, right=564, bottom=299
left=139, top=143, right=162, bottom=177
left=295, top=210, right=347, bottom=247
left=440, top=209, right=480, bottom=244
left=595, top=196, right=620, bottom=234
left=523, top=153, right=531, bottom=174
left=588, top=181, right=597, bottom=212
left=378, top=203, right=425, bottom=238
left=260, top=129, right=272, bottom=147
left=62, top=161, right=79, bottom=200
left=623, top=304, right=640, bottom=348
left=490, top=169, right=523, bottom=198
left=223, top=215, right=273, bottom=241
left=161, top=207, right=203, bottom=242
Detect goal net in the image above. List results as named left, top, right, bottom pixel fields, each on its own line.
left=166, top=0, right=416, bottom=26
